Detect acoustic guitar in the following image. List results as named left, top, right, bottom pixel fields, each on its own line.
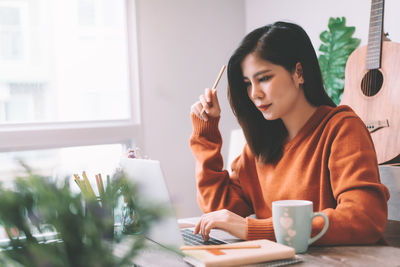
left=341, top=0, right=400, bottom=164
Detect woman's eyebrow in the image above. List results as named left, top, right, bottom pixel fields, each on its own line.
left=253, top=69, right=272, bottom=78
left=243, top=69, right=272, bottom=80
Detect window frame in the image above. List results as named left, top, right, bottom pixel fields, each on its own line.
left=0, top=0, right=141, bottom=152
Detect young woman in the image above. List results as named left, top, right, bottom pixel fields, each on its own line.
left=189, top=21, right=389, bottom=245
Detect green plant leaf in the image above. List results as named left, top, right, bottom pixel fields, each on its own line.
left=0, top=164, right=164, bottom=266
left=318, top=17, right=361, bottom=105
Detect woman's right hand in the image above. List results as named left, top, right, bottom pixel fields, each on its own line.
left=190, top=88, right=221, bottom=121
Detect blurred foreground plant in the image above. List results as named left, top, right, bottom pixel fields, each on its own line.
left=0, top=163, right=164, bottom=267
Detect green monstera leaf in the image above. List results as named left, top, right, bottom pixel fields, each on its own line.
left=318, top=17, right=360, bottom=105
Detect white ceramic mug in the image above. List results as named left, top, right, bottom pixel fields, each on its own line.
left=272, top=200, right=329, bottom=253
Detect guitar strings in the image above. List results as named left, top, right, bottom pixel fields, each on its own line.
left=372, top=69, right=375, bottom=96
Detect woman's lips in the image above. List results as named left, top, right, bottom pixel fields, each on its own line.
left=257, top=104, right=271, bottom=112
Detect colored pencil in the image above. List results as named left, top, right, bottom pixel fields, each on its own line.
left=180, top=244, right=261, bottom=250
left=74, top=174, right=88, bottom=197
left=98, top=173, right=105, bottom=195
left=82, top=171, right=96, bottom=198
left=95, top=174, right=102, bottom=198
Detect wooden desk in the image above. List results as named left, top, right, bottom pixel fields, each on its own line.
left=296, top=245, right=400, bottom=266
left=132, top=239, right=400, bottom=266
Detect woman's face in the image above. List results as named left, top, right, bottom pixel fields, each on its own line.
left=241, top=53, right=304, bottom=122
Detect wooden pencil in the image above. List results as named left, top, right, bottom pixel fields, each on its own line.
left=82, top=171, right=96, bottom=198
left=211, top=65, right=226, bottom=90
left=201, top=65, right=226, bottom=118
left=95, top=174, right=102, bottom=198
left=74, top=174, right=88, bottom=197
left=98, top=173, right=105, bottom=195
left=180, top=244, right=261, bottom=250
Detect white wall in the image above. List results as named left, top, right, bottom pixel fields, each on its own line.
left=245, top=0, right=400, bottom=52
left=135, top=0, right=245, bottom=218
left=135, top=0, right=400, bottom=219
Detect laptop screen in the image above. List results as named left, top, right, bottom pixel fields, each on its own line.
left=119, top=158, right=184, bottom=249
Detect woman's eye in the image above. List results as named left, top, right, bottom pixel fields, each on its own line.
left=259, top=76, right=271, bottom=82
left=244, top=81, right=251, bottom=90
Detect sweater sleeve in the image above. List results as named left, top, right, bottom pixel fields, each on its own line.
left=313, top=115, right=390, bottom=245
left=189, top=114, right=253, bottom=217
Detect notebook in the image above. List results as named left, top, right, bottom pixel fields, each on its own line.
left=182, top=239, right=296, bottom=267
left=119, top=158, right=228, bottom=249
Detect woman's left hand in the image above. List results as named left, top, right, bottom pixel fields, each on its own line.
left=194, top=209, right=247, bottom=241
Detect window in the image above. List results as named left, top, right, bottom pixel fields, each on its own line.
left=0, top=3, right=25, bottom=62
left=0, top=0, right=141, bottom=180
left=0, top=144, right=124, bottom=185
left=0, top=0, right=137, bottom=124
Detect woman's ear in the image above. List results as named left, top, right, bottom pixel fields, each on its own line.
left=294, top=62, right=304, bottom=85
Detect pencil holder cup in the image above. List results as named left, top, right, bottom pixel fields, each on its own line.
left=85, top=199, right=115, bottom=240
left=121, top=202, right=141, bottom=234
left=272, top=200, right=329, bottom=253
left=113, top=196, right=142, bottom=236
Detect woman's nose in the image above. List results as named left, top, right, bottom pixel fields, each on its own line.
left=250, top=83, right=264, bottom=99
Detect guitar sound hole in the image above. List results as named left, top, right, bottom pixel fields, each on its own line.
left=360, top=69, right=383, bottom=97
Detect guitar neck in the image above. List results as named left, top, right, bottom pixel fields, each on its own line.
left=366, top=0, right=385, bottom=70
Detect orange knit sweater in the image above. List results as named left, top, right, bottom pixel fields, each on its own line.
left=190, top=105, right=390, bottom=245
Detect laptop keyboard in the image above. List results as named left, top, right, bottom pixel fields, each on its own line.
left=181, top=228, right=226, bottom=246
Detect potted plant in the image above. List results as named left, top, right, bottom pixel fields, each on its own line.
left=0, top=162, right=163, bottom=267
left=318, top=17, right=361, bottom=105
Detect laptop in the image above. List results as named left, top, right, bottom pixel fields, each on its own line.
left=119, top=158, right=233, bottom=250
left=118, top=158, right=302, bottom=267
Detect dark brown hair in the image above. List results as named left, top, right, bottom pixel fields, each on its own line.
left=227, top=21, right=335, bottom=164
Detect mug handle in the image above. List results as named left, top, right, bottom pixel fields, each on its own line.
left=308, top=212, right=329, bottom=245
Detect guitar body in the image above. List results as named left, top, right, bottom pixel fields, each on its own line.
left=341, top=41, right=400, bottom=164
